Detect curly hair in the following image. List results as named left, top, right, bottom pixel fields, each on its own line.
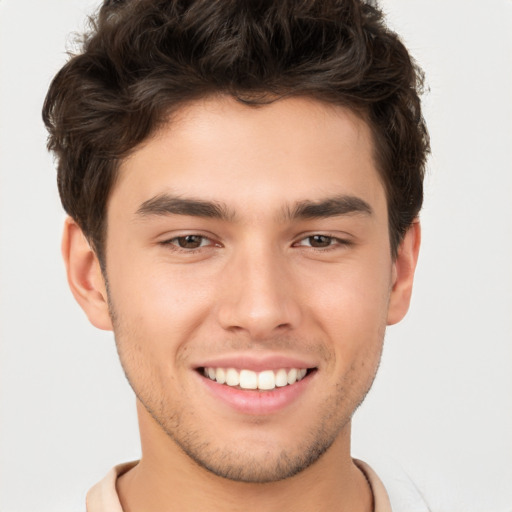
left=43, top=0, right=429, bottom=263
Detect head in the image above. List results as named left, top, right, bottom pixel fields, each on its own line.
left=44, top=0, right=428, bottom=484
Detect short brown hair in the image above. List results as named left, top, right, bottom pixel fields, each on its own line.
left=43, top=0, right=429, bottom=263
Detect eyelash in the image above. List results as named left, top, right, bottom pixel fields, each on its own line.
left=293, top=234, right=352, bottom=251
left=160, top=235, right=218, bottom=253
left=160, top=234, right=351, bottom=253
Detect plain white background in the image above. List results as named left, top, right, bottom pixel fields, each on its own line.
left=0, top=1, right=511, bottom=511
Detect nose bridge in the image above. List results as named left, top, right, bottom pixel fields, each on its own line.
left=218, top=239, right=300, bottom=337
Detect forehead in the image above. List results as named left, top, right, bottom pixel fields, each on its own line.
left=111, top=95, right=385, bottom=219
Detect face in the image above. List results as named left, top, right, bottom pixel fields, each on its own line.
left=89, top=96, right=408, bottom=482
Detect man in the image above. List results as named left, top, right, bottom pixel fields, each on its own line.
left=43, top=0, right=429, bottom=510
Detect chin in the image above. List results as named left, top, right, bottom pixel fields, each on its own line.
left=179, top=440, right=334, bottom=483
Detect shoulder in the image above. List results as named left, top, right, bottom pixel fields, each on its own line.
left=355, top=458, right=431, bottom=512
left=86, top=461, right=139, bottom=512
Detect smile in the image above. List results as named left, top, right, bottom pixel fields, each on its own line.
left=202, top=367, right=309, bottom=390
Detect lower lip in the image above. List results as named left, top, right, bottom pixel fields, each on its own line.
left=198, top=372, right=315, bottom=415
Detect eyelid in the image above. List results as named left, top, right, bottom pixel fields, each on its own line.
left=158, top=232, right=222, bottom=251
left=293, top=232, right=353, bottom=248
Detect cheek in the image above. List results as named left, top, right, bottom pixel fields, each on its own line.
left=105, top=266, right=211, bottom=407
left=107, top=256, right=217, bottom=360
left=306, top=257, right=392, bottom=355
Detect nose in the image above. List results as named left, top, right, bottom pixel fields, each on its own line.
left=217, top=246, right=302, bottom=339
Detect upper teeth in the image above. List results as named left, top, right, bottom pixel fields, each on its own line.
left=204, top=367, right=308, bottom=390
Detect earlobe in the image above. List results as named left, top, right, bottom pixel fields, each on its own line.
left=62, top=217, right=113, bottom=331
left=387, top=220, right=421, bottom=326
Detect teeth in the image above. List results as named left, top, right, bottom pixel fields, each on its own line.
left=275, top=368, right=288, bottom=387
left=225, top=368, right=240, bottom=386
left=203, top=367, right=310, bottom=390
left=257, top=370, right=275, bottom=390
left=287, top=368, right=297, bottom=384
left=239, top=369, right=258, bottom=389
left=215, top=367, right=226, bottom=384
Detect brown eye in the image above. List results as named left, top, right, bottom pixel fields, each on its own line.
left=175, top=235, right=206, bottom=249
left=307, top=235, right=333, bottom=248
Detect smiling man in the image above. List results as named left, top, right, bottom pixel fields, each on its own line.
left=43, top=1, right=429, bottom=511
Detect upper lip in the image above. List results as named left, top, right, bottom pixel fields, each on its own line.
left=194, top=354, right=318, bottom=372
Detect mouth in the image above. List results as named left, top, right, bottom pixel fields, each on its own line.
left=199, top=366, right=316, bottom=391
left=195, top=361, right=318, bottom=414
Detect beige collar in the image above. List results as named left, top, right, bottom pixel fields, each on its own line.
left=86, top=459, right=391, bottom=512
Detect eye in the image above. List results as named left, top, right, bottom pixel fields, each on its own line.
left=165, top=235, right=213, bottom=249
left=297, top=235, right=337, bottom=249
left=296, top=235, right=340, bottom=248
left=306, top=235, right=334, bottom=248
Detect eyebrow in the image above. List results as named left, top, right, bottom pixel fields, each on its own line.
left=136, top=194, right=236, bottom=221
left=135, top=193, right=372, bottom=222
left=282, top=195, right=373, bottom=221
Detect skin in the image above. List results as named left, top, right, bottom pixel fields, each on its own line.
left=63, top=96, right=420, bottom=512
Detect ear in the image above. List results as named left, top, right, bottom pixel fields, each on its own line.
left=61, top=217, right=113, bottom=331
left=387, top=220, right=421, bottom=326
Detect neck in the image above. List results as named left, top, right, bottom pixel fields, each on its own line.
left=117, top=403, right=373, bottom=512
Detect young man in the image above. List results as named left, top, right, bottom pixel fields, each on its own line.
left=43, top=0, right=429, bottom=510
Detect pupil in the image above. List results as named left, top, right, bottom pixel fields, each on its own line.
left=179, top=235, right=202, bottom=248
left=310, top=235, right=331, bottom=247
